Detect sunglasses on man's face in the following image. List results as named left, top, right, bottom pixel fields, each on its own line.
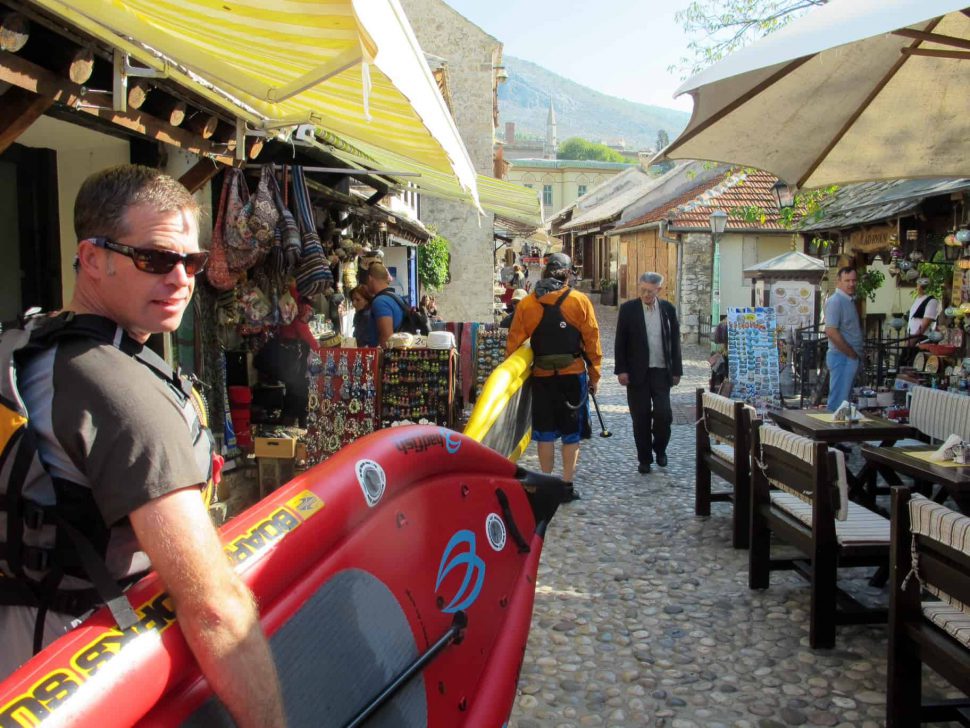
left=83, top=237, right=209, bottom=276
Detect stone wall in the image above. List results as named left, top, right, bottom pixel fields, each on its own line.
left=678, top=232, right=714, bottom=340
left=399, top=0, right=499, bottom=322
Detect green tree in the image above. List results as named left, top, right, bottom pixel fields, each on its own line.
left=672, top=0, right=828, bottom=77
left=651, top=129, right=675, bottom=173
left=557, top=137, right=628, bottom=164
left=418, top=228, right=450, bottom=291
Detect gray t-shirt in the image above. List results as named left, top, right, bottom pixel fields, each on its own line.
left=824, top=288, right=864, bottom=357
left=1, top=335, right=206, bottom=679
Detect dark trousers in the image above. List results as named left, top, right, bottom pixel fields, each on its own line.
left=626, top=368, right=672, bottom=465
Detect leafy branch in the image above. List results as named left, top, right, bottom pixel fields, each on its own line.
left=417, top=227, right=450, bottom=292
left=671, top=0, right=829, bottom=77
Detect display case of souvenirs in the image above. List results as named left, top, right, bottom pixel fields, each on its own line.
left=381, top=348, right=456, bottom=427
left=305, top=348, right=381, bottom=461
left=474, top=328, right=508, bottom=401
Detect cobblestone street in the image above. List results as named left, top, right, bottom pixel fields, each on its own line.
left=507, top=303, right=952, bottom=728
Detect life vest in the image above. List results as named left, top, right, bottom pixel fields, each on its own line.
left=0, top=312, right=218, bottom=652
left=530, top=288, right=583, bottom=372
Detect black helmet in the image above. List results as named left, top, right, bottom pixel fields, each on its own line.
left=544, top=252, right=572, bottom=273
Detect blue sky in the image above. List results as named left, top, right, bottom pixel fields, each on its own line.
left=441, top=0, right=698, bottom=113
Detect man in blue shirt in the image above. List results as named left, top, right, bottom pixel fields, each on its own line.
left=367, top=262, right=404, bottom=347
left=823, top=267, right=865, bottom=411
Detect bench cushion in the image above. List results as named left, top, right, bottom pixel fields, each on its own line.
left=759, top=424, right=848, bottom=520
left=710, top=443, right=735, bottom=464
left=770, top=491, right=890, bottom=545
left=922, top=601, right=970, bottom=649
left=909, top=495, right=970, bottom=613
left=909, top=385, right=970, bottom=443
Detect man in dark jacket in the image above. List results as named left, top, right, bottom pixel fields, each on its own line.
left=614, top=271, right=683, bottom=474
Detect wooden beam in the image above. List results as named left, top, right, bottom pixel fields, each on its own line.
left=178, top=158, right=223, bottom=194
left=64, top=47, right=94, bottom=85
left=893, top=28, right=970, bottom=52
left=0, top=12, right=28, bottom=53
left=127, top=79, right=151, bottom=109
left=185, top=111, right=218, bottom=139
left=247, top=137, right=264, bottom=160
left=0, top=50, right=240, bottom=167
left=141, top=92, right=187, bottom=127
left=0, top=85, right=53, bottom=154
left=901, top=47, right=970, bottom=61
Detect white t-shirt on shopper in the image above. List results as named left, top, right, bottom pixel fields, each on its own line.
left=908, top=295, right=938, bottom=335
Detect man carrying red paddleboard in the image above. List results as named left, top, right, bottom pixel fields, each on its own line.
left=0, top=166, right=285, bottom=727
left=506, top=253, right=602, bottom=501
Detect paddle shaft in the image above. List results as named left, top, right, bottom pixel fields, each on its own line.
left=342, top=612, right=468, bottom=728
left=590, top=390, right=612, bottom=437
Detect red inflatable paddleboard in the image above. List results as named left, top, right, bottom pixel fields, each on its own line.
left=0, top=425, right=564, bottom=727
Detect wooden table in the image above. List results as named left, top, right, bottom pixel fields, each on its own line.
left=860, top=444, right=970, bottom=515
left=767, top=408, right=915, bottom=508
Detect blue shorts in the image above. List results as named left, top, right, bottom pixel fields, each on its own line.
left=532, top=372, right=588, bottom=445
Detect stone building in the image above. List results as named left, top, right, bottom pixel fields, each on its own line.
left=399, top=0, right=502, bottom=322
left=609, top=169, right=794, bottom=340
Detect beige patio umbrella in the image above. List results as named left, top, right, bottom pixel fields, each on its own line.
left=659, top=0, right=970, bottom=190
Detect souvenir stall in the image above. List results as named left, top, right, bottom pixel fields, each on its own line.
left=726, top=306, right=781, bottom=410
left=743, top=252, right=826, bottom=403
left=472, top=328, right=509, bottom=402
left=202, top=164, right=456, bottom=500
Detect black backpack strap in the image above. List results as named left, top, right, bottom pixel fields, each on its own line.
left=911, top=295, right=934, bottom=322
left=375, top=289, right=411, bottom=331
left=29, top=312, right=188, bottom=394
left=539, top=287, right=572, bottom=310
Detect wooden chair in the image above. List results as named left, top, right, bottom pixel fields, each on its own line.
left=887, top=488, right=970, bottom=726
left=749, top=420, right=891, bottom=648
left=694, top=388, right=751, bottom=549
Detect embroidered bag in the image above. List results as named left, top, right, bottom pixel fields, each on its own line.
left=206, top=169, right=239, bottom=291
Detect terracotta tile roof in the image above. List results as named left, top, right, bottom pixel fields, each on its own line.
left=613, top=170, right=788, bottom=233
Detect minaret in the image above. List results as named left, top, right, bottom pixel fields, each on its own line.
left=545, top=100, right=557, bottom=160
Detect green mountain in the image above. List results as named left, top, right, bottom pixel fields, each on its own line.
left=498, top=56, right=690, bottom=151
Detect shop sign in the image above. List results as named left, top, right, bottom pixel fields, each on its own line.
left=848, top=224, right=895, bottom=253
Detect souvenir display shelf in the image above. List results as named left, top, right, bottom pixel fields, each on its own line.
left=381, top=348, right=456, bottom=427
left=727, top=306, right=781, bottom=409
left=305, top=347, right=381, bottom=462
left=474, top=328, right=508, bottom=401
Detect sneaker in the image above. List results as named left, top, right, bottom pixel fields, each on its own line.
left=637, top=463, right=651, bottom=474
left=656, top=453, right=668, bottom=467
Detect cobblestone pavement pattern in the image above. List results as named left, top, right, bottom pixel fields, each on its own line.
left=508, top=303, right=958, bottom=728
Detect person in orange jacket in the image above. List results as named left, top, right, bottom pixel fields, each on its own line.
left=507, top=253, right=602, bottom=501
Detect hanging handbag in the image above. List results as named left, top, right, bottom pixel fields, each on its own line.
left=291, top=165, right=334, bottom=298
left=206, top=169, right=240, bottom=291
left=223, top=168, right=262, bottom=272
left=227, top=167, right=279, bottom=273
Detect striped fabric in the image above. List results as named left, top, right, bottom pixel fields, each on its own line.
left=703, top=392, right=737, bottom=419
left=701, top=392, right=757, bottom=421
left=711, top=443, right=736, bottom=464
left=909, top=385, right=970, bottom=442
left=33, top=0, right=493, bottom=211
left=922, top=602, right=970, bottom=648
left=909, top=495, right=970, bottom=614
left=759, top=425, right=849, bottom=520
left=770, top=492, right=889, bottom=545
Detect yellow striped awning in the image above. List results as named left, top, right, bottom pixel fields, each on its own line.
left=30, top=0, right=480, bottom=208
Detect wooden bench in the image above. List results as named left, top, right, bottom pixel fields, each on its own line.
left=887, top=489, right=970, bottom=726
left=907, top=384, right=970, bottom=445
left=749, top=420, right=891, bottom=648
left=694, top=388, right=752, bottom=549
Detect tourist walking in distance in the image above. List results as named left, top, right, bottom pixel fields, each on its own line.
left=614, top=272, right=682, bottom=474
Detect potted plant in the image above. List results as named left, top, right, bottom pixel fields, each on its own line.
left=856, top=268, right=885, bottom=303
left=599, top=278, right=617, bottom=306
